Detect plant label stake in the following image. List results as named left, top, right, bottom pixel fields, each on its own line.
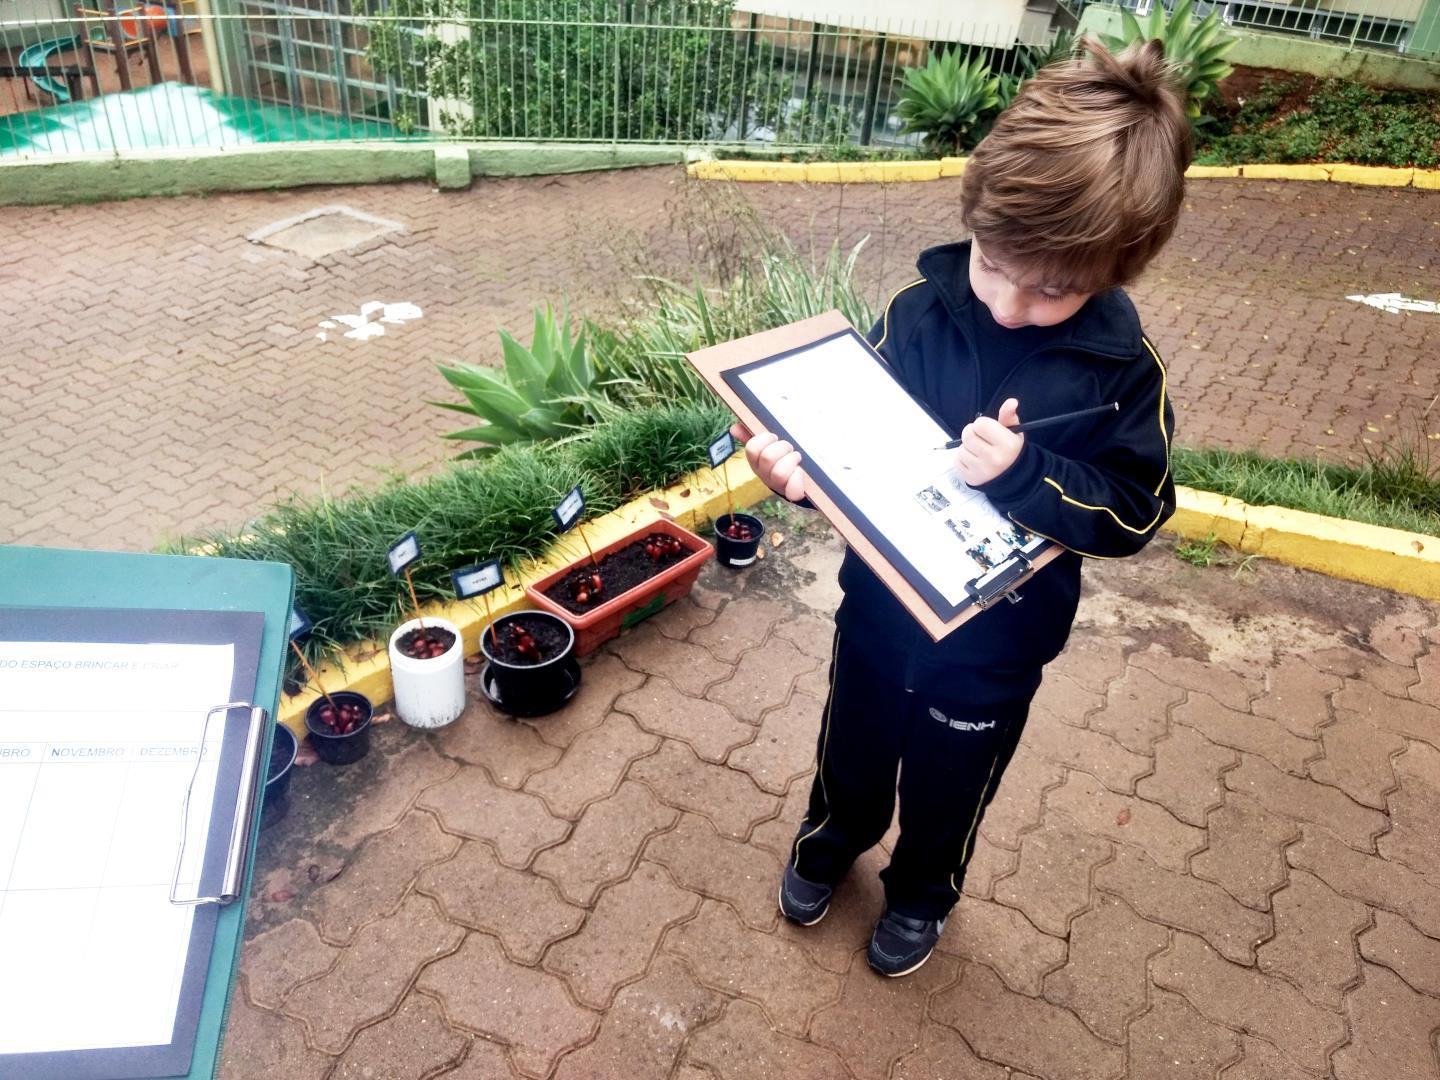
left=708, top=431, right=737, bottom=523
left=452, top=559, right=505, bottom=652
left=288, top=605, right=339, bottom=711
left=552, top=484, right=597, bottom=567
left=388, top=530, right=426, bottom=628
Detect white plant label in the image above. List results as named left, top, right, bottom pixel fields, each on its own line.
left=1346, top=292, right=1440, bottom=315
left=316, top=301, right=424, bottom=342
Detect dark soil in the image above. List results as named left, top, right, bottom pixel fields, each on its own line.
left=312, top=699, right=367, bottom=735
left=1215, top=64, right=1316, bottom=114
left=397, top=625, right=456, bottom=660
left=542, top=533, right=691, bottom=616
left=488, top=614, right=571, bottom=665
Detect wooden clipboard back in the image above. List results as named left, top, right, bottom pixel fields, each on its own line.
left=686, top=310, right=1063, bottom=642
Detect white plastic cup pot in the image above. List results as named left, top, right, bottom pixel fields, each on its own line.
left=388, top=616, right=466, bottom=729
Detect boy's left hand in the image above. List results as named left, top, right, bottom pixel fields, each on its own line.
left=956, top=398, right=1024, bottom=487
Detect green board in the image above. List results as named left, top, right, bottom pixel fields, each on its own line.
left=0, top=545, right=294, bottom=1078
left=0, top=80, right=406, bottom=156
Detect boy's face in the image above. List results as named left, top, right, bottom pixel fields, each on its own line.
left=969, top=239, right=1094, bottom=330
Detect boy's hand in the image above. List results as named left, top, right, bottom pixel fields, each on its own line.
left=731, top=422, right=807, bottom=503
left=956, top=398, right=1025, bottom=487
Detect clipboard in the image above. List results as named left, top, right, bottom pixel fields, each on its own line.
left=0, top=546, right=294, bottom=1080
left=686, top=310, right=1064, bottom=641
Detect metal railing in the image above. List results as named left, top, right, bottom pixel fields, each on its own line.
left=1106, top=0, right=1429, bottom=54
left=1, top=2, right=1056, bottom=157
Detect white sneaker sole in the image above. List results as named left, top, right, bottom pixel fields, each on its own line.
left=777, top=881, right=829, bottom=927
left=876, top=946, right=935, bottom=978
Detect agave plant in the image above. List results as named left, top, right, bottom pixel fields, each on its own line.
left=1100, top=0, right=1237, bottom=118
left=895, top=48, right=1001, bottom=156
left=435, top=306, right=613, bottom=457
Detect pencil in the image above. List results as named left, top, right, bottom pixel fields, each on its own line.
left=937, top=402, right=1119, bottom=449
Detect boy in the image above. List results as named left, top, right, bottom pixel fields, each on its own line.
left=734, top=38, right=1190, bottom=977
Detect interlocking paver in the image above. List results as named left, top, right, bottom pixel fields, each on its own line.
left=522, top=711, right=660, bottom=820
left=665, top=899, right=842, bottom=1036
left=418, top=932, right=599, bottom=1078
left=1332, top=963, right=1440, bottom=1080
left=689, top=599, right=790, bottom=664
left=1226, top=753, right=1388, bottom=852
left=705, top=636, right=817, bottom=723
left=1130, top=644, right=1259, bottom=711
left=961, top=833, right=1020, bottom=901
left=531, top=779, right=678, bottom=906
left=319, top=739, right=460, bottom=848
left=616, top=678, right=754, bottom=762
left=1089, top=666, right=1184, bottom=754
left=284, top=894, right=466, bottom=1053
left=1306, top=713, right=1406, bottom=809
left=1046, top=633, right=1132, bottom=696
left=1094, top=846, right=1271, bottom=965
left=770, top=613, right=835, bottom=662
left=610, top=622, right=732, bottom=696
left=651, top=596, right=717, bottom=641
left=1126, top=989, right=1241, bottom=1080
left=241, top=918, right=340, bottom=1010
left=311, top=810, right=461, bottom=944
left=630, top=739, right=780, bottom=839
left=937, top=894, right=1066, bottom=996
left=1032, top=669, right=1103, bottom=728
left=1191, top=791, right=1302, bottom=910
left=645, top=813, right=783, bottom=931
left=551, top=954, right=724, bottom=1080
left=1250, top=656, right=1341, bottom=739
left=1357, top=909, right=1440, bottom=997
left=1045, top=770, right=1206, bottom=872
left=1287, top=826, right=1440, bottom=937
left=330, top=992, right=469, bottom=1079
left=438, top=697, right=563, bottom=789
left=434, top=1036, right=520, bottom=1078
left=681, top=998, right=853, bottom=1080
left=1218, top=1035, right=1312, bottom=1080
left=419, top=765, right=570, bottom=867
left=417, top=841, right=585, bottom=964
left=892, top=1023, right=1034, bottom=1080
left=931, top=963, right=1125, bottom=1080
left=1150, top=932, right=1346, bottom=1074
left=219, top=996, right=331, bottom=1080
left=1332, top=680, right=1440, bottom=749
left=1376, top=739, right=1440, bottom=877
left=1137, top=723, right=1238, bottom=827
left=993, top=811, right=1111, bottom=936
left=1173, top=692, right=1318, bottom=775
left=545, top=862, right=700, bottom=1009
left=976, top=748, right=1065, bottom=849
left=524, top=653, right=647, bottom=750
left=726, top=691, right=822, bottom=795
left=808, top=951, right=959, bottom=1080
left=1043, top=894, right=1169, bottom=1041
left=1256, top=869, right=1368, bottom=1009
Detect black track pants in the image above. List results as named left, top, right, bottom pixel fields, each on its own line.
left=789, top=630, right=1034, bottom=920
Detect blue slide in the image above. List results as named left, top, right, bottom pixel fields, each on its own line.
left=19, top=37, right=80, bottom=104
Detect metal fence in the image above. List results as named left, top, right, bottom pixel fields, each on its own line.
left=1, top=3, right=1055, bottom=157
left=1102, top=0, right=1432, bottom=54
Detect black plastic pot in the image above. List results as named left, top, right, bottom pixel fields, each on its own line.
left=479, top=611, right=580, bottom=718
left=304, top=691, right=373, bottom=765
left=714, top=513, right=765, bottom=567
left=261, top=723, right=298, bottom=829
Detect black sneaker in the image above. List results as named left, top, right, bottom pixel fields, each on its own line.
left=867, top=910, right=945, bottom=977
left=777, top=865, right=833, bottom=926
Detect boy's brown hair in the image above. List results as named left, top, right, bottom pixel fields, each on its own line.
left=960, top=37, right=1193, bottom=294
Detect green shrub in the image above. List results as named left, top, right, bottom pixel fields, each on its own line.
left=895, top=48, right=1001, bottom=156
left=1099, top=0, right=1237, bottom=118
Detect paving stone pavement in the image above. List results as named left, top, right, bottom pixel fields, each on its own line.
left=228, top=509, right=1440, bottom=1080
left=2, top=171, right=1438, bottom=550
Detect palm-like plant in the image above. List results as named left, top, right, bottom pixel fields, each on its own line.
left=895, top=48, right=1001, bottom=156
left=435, top=306, right=613, bottom=458
left=1100, top=0, right=1237, bottom=118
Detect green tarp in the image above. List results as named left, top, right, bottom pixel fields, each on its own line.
left=0, top=81, right=406, bottom=156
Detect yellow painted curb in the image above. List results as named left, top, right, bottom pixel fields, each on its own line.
left=939, top=157, right=968, bottom=177
left=1415, top=169, right=1440, bottom=191
left=1241, top=163, right=1332, bottom=181
left=278, top=457, right=769, bottom=736
left=1328, top=164, right=1414, bottom=187
left=685, top=160, right=809, bottom=182
left=1164, top=486, right=1440, bottom=601
left=1185, top=164, right=1241, bottom=178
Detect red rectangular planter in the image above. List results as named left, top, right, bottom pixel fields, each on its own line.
left=525, top=519, right=714, bottom=656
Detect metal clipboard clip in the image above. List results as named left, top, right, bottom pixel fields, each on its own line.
left=963, top=549, right=1033, bottom=611
left=170, top=701, right=268, bottom=907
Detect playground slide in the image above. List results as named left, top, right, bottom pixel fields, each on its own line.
left=18, top=37, right=79, bottom=104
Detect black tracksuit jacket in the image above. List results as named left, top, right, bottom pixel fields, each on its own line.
left=832, top=241, right=1177, bottom=702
